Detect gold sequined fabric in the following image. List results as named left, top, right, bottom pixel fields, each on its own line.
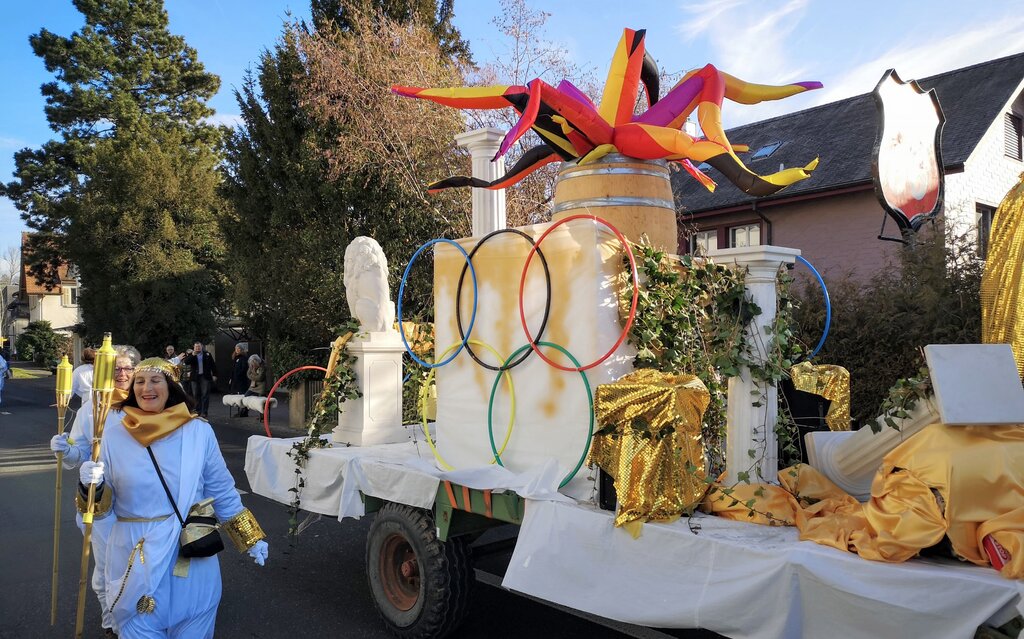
left=789, top=362, right=851, bottom=431
left=981, top=172, right=1024, bottom=379
left=224, top=508, right=266, bottom=552
left=590, top=369, right=711, bottom=537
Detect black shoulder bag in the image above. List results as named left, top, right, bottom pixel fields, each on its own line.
left=146, top=446, right=224, bottom=558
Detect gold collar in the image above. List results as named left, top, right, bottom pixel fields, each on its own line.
left=121, top=403, right=194, bottom=447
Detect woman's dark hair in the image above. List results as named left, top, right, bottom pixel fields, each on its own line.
left=81, top=348, right=96, bottom=364
left=121, top=371, right=197, bottom=413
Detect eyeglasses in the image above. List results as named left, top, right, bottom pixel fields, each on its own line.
left=115, top=367, right=135, bottom=373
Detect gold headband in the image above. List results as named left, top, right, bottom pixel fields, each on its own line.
left=135, top=357, right=181, bottom=383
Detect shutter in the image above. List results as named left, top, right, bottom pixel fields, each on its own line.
left=1005, top=113, right=1022, bottom=160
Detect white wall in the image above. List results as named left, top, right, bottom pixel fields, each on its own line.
left=28, top=293, right=82, bottom=331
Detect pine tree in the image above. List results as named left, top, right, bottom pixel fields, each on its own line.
left=1, top=0, right=225, bottom=353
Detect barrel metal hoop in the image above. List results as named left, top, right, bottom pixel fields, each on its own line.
left=557, top=166, right=670, bottom=180
left=551, top=197, right=677, bottom=214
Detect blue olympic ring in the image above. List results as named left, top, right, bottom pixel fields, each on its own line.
left=795, top=255, right=831, bottom=358
left=397, top=238, right=478, bottom=368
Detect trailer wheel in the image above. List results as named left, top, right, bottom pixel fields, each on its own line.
left=367, top=502, right=474, bottom=639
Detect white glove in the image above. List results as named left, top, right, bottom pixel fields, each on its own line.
left=50, top=433, right=72, bottom=455
left=80, top=460, right=104, bottom=486
left=247, top=540, right=268, bottom=566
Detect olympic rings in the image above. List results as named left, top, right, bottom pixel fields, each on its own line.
left=488, top=341, right=594, bottom=488
left=420, top=339, right=517, bottom=471
left=398, top=238, right=477, bottom=368
left=456, top=228, right=552, bottom=371
left=518, top=214, right=639, bottom=372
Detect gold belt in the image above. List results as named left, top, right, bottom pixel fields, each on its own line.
left=116, top=514, right=171, bottom=523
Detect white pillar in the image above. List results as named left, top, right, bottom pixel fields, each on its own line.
left=806, top=397, right=939, bottom=500
left=708, top=245, right=800, bottom=484
left=332, top=331, right=410, bottom=446
left=454, top=128, right=507, bottom=237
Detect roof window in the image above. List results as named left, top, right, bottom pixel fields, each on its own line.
left=750, top=141, right=783, bottom=160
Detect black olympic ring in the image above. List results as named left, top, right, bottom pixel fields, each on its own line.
left=455, top=228, right=552, bottom=372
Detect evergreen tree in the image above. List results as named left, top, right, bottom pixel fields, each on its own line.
left=1, top=0, right=224, bottom=353
left=221, top=7, right=471, bottom=377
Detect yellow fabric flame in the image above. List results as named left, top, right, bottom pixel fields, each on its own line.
left=590, top=369, right=711, bottom=537
left=706, top=422, right=1024, bottom=579
left=789, top=362, right=851, bottom=431
left=981, top=172, right=1024, bottom=379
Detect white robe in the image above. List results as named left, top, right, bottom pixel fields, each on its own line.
left=98, top=413, right=245, bottom=638
left=66, top=403, right=117, bottom=631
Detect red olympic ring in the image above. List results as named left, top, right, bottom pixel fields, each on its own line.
left=263, top=365, right=328, bottom=437
left=517, top=214, right=639, bottom=372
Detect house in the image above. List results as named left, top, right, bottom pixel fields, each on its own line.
left=16, top=232, right=84, bottom=361
left=673, top=51, right=1024, bottom=282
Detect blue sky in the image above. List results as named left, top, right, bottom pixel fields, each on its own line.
left=3, top=0, right=1024, bottom=254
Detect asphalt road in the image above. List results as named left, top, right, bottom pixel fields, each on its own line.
left=0, top=370, right=716, bottom=639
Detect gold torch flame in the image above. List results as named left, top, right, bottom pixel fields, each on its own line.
left=75, top=332, right=117, bottom=638
left=50, top=354, right=73, bottom=625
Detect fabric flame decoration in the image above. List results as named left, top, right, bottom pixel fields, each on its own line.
left=392, top=28, right=822, bottom=196
left=789, top=361, right=851, bottom=431
left=590, top=369, right=711, bottom=538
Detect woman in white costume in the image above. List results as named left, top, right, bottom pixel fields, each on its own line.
left=79, top=358, right=268, bottom=638
left=51, top=345, right=139, bottom=636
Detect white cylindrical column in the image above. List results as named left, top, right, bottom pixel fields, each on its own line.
left=709, top=245, right=800, bottom=484
left=454, top=128, right=507, bottom=237
left=806, top=397, right=939, bottom=500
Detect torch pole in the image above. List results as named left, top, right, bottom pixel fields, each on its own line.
left=51, top=355, right=73, bottom=626
left=74, top=335, right=116, bottom=639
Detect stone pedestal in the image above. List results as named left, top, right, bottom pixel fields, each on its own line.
left=455, top=128, right=507, bottom=236
left=708, top=245, right=800, bottom=484
left=332, top=331, right=410, bottom=446
left=806, top=397, right=939, bottom=500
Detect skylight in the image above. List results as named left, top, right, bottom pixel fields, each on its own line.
left=750, top=141, right=783, bottom=159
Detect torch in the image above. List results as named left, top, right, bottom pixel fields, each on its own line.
left=50, top=355, right=73, bottom=625
left=74, top=334, right=116, bottom=638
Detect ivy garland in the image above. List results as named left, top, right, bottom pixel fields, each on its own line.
left=620, top=243, right=805, bottom=522
left=285, top=320, right=362, bottom=536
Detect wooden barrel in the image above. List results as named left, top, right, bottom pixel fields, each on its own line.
left=551, top=154, right=678, bottom=253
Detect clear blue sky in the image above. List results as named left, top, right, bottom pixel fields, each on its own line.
left=3, top=0, right=1023, bottom=254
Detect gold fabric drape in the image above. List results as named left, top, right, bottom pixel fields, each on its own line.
left=789, top=362, right=851, bottom=431
left=981, top=172, right=1024, bottom=379
left=590, top=369, right=710, bottom=537
left=122, top=403, right=194, bottom=447
left=706, top=422, right=1024, bottom=578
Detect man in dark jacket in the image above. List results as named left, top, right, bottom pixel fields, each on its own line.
left=185, top=341, right=217, bottom=418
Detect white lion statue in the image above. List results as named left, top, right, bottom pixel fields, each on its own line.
left=344, top=236, right=397, bottom=334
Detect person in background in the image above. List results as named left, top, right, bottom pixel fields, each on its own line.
left=184, top=341, right=216, bottom=419
left=77, top=358, right=267, bottom=637
left=50, top=344, right=139, bottom=637
left=230, top=344, right=249, bottom=417
left=245, top=354, right=266, bottom=402
left=71, top=347, right=96, bottom=406
left=0, top=351, right=8, bottom=406
left=164, top=344, right=183, bottom=365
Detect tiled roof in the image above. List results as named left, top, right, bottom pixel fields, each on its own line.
left=20, top=232, right=70, bottom=295
left=673, top=51, right=1024, bottom=213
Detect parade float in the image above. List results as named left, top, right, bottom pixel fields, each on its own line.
left=244, top=29, right=1024, bottom=639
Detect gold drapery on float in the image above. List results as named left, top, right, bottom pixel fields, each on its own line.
left=981, top=172, right=1024, bottom=379
left=789, top=362, right=851, bottom=431
left=706, top=422, right=1024, bottom=579
left=590, top=369, right=710, bottom=537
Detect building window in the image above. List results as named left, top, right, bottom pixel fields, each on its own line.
left=62, top=286, right=79, bottom=307
left=750, top=141, right=783, bottom=160
left=1005, top=113, right=1022, bottom=160
left=977, top=203, right=995, bottom=258
left=729, top=224, right=761, bottom=248
left=690, top=229, right=718, bottom=254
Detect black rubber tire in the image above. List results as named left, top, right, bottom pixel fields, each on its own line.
left=367, top=502, right=474, bottom=639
